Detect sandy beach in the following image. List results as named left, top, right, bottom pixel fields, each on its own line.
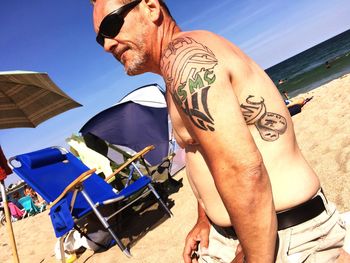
left=1, top=73, right=350, bottom=263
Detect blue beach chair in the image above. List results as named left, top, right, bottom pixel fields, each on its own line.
left=9, top=146, right=172, bottom=259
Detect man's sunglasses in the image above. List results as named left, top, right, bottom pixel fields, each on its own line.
left=96, top=0, right=142, bottom=47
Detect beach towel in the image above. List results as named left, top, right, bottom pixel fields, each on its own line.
left=8, top=202, right=24, bottom=219
left=66, top=137, right=113, bottom=177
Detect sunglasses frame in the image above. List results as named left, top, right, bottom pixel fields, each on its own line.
left=96, top=0, right=142, bottom=46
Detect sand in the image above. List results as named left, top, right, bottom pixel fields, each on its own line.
left=1, top=73, right=349, bottom=263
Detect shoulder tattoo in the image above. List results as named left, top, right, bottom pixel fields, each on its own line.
left=240, top=95, right=287, bottom=141
left=161, top=37, right=218, bottom=132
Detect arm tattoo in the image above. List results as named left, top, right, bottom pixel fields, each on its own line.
left=240, top=95, right=287, bottom=141
left=161, top=37, right=217, bottom=132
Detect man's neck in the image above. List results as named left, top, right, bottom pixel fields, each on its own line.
left=153, top=19, right=181, bottom=75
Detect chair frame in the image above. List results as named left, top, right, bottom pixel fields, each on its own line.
left=9, top=145, right=172, bottom=259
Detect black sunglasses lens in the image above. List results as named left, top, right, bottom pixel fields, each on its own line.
left=96, top=0, right=141, bottom=47
left=101, top=14, right=124, bottom=37
left=96, top=15, right=123, bottom=47
left=96, top=34, right=105, bottom=46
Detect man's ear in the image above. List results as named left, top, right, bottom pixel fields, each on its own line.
left=142, top=0, right=162, bottom=23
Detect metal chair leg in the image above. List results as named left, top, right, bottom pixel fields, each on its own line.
left=147, top=184, right=173, bottom=217
left=131, top=162, right=173, bottom=217
left=80, top=189, right=132, bottom=257
left=59, top=236, right=67, bottom=263
left=106, top=227, right=132, bottom=257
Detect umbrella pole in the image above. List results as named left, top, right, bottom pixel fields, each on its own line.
left=0, top=180, right=20, bottom=263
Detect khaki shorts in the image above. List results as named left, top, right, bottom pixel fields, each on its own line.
left=198, top=192, right=346, bottom=263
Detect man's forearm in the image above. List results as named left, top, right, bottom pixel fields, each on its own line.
left=197, top=202, right=207, bottom=219
left=196, top=202, right=211, bottom=225
left=217, top=164, right=277, bottom=262
left=237, top=189, right=277, bottom=262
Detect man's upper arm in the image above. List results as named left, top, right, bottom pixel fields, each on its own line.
left=160, top=35, right=260, bottom=172
left=161, top=35, right=278, bottom=261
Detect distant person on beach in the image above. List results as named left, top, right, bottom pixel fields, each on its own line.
left=10, top=192, right=24, bottom=210
left=91, top=1, right=348, bottom=262
left=278, top=79, right=287, bottom=85
left=281, top=90, right=314, bottom=116
left=24, top=186, right=46, bottom=208
left=282, top=90, right=291, bottom=105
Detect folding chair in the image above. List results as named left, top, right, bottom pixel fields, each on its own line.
left=9, top=145, right=172, bottom=259
left=18, top=196, right=39, bottom=216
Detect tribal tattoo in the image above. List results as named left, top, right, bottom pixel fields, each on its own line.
left=240, top=95, right=287, bottom=141
left=161, top=37, right=218, bottom=131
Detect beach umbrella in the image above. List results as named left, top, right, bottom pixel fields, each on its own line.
left=0, top=70, right=82, bottom=262
left=0, top=70, right=82, bottom=129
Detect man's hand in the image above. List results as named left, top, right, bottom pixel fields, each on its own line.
left=337, top=248, right=350, bottom=262
left=183, top=219, right=210, bottom=263
left=231, top=250, right=245, bottom=263
left=231, top=243, right=245, bottom=263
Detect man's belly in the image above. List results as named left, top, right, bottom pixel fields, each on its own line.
left=185, top=149, right=234, bottom=226
left=185, top=148, right=320, bottom=227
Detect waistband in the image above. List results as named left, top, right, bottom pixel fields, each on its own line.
left=212, top=190, right=327, bottom=238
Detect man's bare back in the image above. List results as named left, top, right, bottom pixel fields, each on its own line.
left=163, top=30, right=320, bottom=226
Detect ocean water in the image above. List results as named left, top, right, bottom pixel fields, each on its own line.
left=266, top=29, right=350, bottom=97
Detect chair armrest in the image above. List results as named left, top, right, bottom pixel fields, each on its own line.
left=105, top=145, right=155, bottom=182
left=47, top=168, right=96, bottom=209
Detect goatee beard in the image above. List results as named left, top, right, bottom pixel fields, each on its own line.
left=124, top=52, right=149, bottom=76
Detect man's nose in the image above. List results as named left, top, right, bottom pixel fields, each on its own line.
left=103, top=38, right=118, bottom=52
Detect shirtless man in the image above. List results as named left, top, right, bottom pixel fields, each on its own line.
left=91, top=0, right=347, bottom=262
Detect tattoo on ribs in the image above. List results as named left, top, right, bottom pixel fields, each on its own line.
left=161, top=37, right=217, bottom=131
left=240, top=95, right=287, bottom=141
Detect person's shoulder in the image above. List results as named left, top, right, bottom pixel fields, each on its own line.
left=162, top=30, right=222, bottom=68
left=161, top=30, right=224, bottom=90
left=171, top=30, right=228, bottom=46
left=175, top=30, right=219, bottom=38
left=163, top=30, right=236, bottom=63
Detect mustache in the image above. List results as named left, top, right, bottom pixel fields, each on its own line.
left=112, top=52, right=121, bottom=62
left=112, top=46, right=129, bottom=62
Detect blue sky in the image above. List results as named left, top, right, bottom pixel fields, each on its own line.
left=1, top=0, right=350, bottom=185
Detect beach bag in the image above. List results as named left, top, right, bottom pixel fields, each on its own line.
left=56, top=228, right=115, bottom=254
left=54, top=235, right=77, bottom=263
left=49, top=198, right=74, bottom=238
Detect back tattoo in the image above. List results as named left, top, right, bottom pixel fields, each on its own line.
left=161, top=37, right=217, bottom=132
left=240, top=95, right=287, bottom=141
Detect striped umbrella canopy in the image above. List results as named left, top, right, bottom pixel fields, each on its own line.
left=0, top=70, right=82, bottom=129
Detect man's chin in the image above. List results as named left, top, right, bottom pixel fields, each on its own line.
left=124, top=64, right=147, bottom=76
left=125, top=69, right=138, bottom=76
left=122, top=54, right=148, bottom=75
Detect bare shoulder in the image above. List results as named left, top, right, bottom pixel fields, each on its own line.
left=160, top=30, right=292, bottom=143
left=173, top=30, right=236, bottom=49
left=160, top=31, right=252, bottom=91
left=162, top=33, right=220, bottom=95
left=160, top=30, right=250, bottom=133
